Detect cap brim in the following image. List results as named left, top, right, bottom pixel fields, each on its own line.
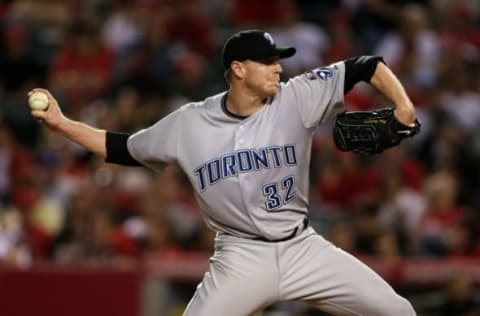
left=232, top=46, right=296, bottom=66
left=278, top=47, right=296, bottom=59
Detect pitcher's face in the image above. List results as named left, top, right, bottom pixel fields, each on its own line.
left=242, top=57, right=283, bottom=98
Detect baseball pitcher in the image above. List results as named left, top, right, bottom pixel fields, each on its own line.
left=29, top=30, right=419, bottom=315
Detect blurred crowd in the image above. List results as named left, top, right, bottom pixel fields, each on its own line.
left=1, top=0, right=480, bottom=276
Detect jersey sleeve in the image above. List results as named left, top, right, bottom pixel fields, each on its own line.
left=126, top=109, right=180, bottom=171
left=286, top=61, right=346, bottom=128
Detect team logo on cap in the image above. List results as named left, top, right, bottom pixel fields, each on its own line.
left=264, top=32, right=274, bottom=45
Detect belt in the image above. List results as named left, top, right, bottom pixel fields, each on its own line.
left=252, top=218, right=309, bottom=242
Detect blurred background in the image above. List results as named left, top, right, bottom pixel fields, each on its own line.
left=0, top=0, right=480, bottom=315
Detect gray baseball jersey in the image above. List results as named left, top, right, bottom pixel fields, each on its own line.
left=126, top=61, right=416, bottom=316
left=127, top=62, right=344, bottom=241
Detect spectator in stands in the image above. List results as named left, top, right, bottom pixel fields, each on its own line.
left=438, top=60, right=480, bottom=135
left=0, top=23, right=45, bottom=93
left=439, top=273, right=480, bottom=316
left=377, top=169, right=427, bottom=254
left=374, top=229, right=402, bottom=262
left=164, top=0, right=215, bottom=58
left=316, top=151, right=378, bottom=214
left=327, top=222, right=356, bottom=255
left=374, top=4, right=441, bottom=89
left=226, top=0, right=282, bottom=29
left=48, top=17, right=114, bottom=112
left=0, top=202, right=32, bottom=267
left=268, top=0, right=330, bottom=78
left=101, top=1, right=145, bottom=54
left=419, top=168, right=466, bottom=256
left=444, top=219, right=479, bottom=258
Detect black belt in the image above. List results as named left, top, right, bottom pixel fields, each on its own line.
left=252, top=218, right=309, bottom=242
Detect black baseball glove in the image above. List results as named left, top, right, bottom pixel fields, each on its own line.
left=332, top=107, right=420, bottom=155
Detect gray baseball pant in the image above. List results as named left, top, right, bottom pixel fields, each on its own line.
left=184, top=227, right=416, bottom=316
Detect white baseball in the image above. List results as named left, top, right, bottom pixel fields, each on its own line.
left=28, top=91, right=49, bottom=111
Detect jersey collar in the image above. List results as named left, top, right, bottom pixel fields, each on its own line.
left=221, top=92, right=274, bottom=120
left=221, top=93, right=249, bottom=120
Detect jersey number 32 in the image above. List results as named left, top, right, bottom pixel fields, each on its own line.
left=262, top=175, right=296, bottom=211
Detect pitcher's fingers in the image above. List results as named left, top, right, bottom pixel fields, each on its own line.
left=31, top=110, right=47, bottom=120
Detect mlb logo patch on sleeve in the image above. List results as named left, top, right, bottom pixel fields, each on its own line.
left=304, top=70, right=317, bottom=80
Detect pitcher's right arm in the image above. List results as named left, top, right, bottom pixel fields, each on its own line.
left=28, top=88, right=140, bottom=166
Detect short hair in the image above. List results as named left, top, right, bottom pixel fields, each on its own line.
left=224, top=68, right=232, bottom=84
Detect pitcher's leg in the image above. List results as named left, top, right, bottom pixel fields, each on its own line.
left=280, top=233, right=415, bottom=316
left=184, top=238, right=278, bottom=316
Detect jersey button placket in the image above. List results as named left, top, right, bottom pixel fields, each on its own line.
left=235, top=123, right=250, bottom=212
left=235, top=124, right=246, bottom=150
left=239, top=125, right=245, bottom=143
